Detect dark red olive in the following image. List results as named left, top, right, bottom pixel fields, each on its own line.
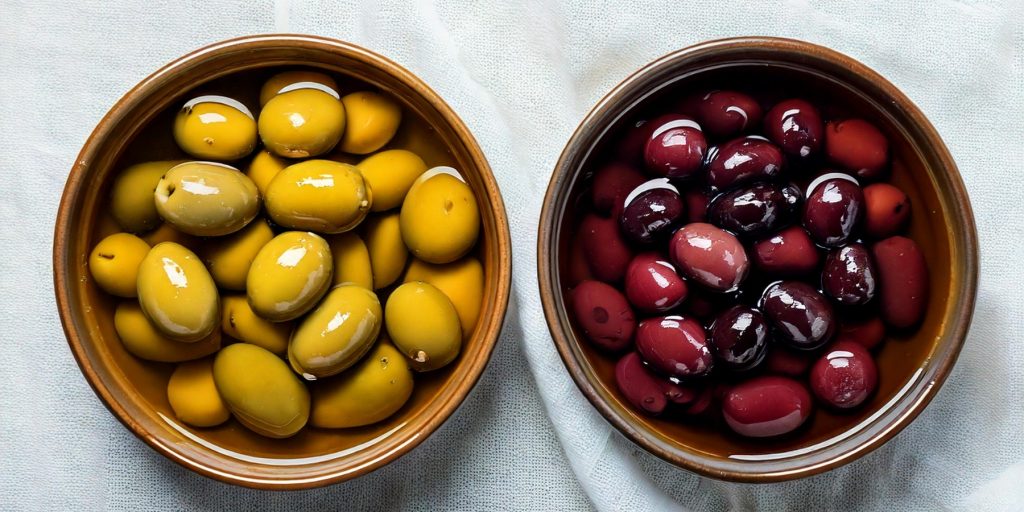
left=669, top=223, right=750, bottom=292
left=802, top=174, right=864, bottom=247
left=659, top=376, right=699, bottom=405
left=822, top=244, right=877, bottom=306
left=570, top=280, right=635, bottom=352
left=722, top=376, right=813, bottom=438
left=683, top=189, right=710, bottom=223
left=614, top=352, right=668, bottom=415
left=619, top=180, right=685, bottom=244
left=635, top=316, right=713, bottom=378
left=752, top=226, right=820, bottom=277
left=616, top=119, right=655, bottom=165
left=591, top=162, right=646, bottom=216
left=872, top=236, right=929, bottom=328
left=683, top=385, right=715, bottom=415
left=705, top=136, right=784, bottom=192
left=579, top=214, right=633, bottom=283
left=760, top=281, right=836, bottom=350
left=863, top=183, right=910, bottom=239
left=838, top=316, right=886, bottom=350
left=643, top=115, right=707, bottom=179
left=708, top=182, right=802, bottom=237
left=694, top=90, right=764, bottom=139
left=825, top=119, right=889, bottom=180
left=624, top=252, right=688, bottom=313
left=709, top=305, right=769, bottom=371
left=763, top=99, right=823, bottom=159
left=765, top=346, right=814, bottom=377
left=810, top=341, right=878, bottom=409
left=566, top=231, right=594, bottom=286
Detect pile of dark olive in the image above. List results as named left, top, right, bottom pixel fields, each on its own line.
left=568, top=89, right=929, bottom=439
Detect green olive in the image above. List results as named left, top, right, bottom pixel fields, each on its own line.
left=89, top=233, right=150, bottom=297
left=110, top=160, right=183, bottom=232
left=213, top=343, right=310, bottom=438
left=385, top=281, right=461, bottom=371
left=246, top=231, right=333, bottom=322
left=259, top=86, right=345, bottom=158
left=173, top=95, right=256, bottom=160
left=356, top=149, right=427, bottom=212
left=221, top=295, right=291, bottom=355
left=246, top=149, right=287, bottom=197
left=167, top=359, right=230, bottom=428
left=259, top=70, right=338, bottom=107
left=264, top=160, right=371, bottom=233
left=136, top=242, right=219, bottom=342
left=339, top=91, right=402, bottom=154
left=400, top=168, right=479, bottom=264
left=289, top=283, right=382, bottom=380
left=328, top=232, right=373, bottom=289
left=311, top=341, right=413, bottom=428
left=154, top=161, right=260, bottom=237
left=114, top=302, right=221, bottom=362
left=363, top=212, right=407, bottom=289
left=404, top=257, right=483, bottom=339
left=142, top=222, right=200, bottom=251
left=200, top=219, right=274, bottom=290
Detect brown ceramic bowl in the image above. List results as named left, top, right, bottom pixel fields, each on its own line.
left=54, top=35, right=510, bottom=489
left=538, top=37, right=977, bottom=482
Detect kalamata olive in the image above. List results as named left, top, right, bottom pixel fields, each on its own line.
left=822, top=243, right=877, bottom=306
left=619, top=179, right=685, bottom=244
left=802, top=174, right=864, bottom=247
left=810, top=341, right=878, bottom=409
left=681, top=287, right=718, bottom=319
left=683, top=189, right=710, bottom=223
left=616, top=119, right=655, bottom=165
left=669, top=223, right=750, bottom=292
left=763, top=99, right=823, bottom=159
left=660, top=376, right=699, bottom=405
left=708, top=182, right=802, bottom=237
left=722, top=376, right=813, bottom=437
left=838, top=316, right=886, bottom=350
left=624, top=252, right=688, bottom=313
left=570, top=280, right=635, bottom=352
left=863, top=183, right=910, bottom=239
left=580, top=214, right=633, bottom=283
left=694, top=90, right=764, bottom=139
left=765, top=346, right=814, bottom=377
left=752, top=226, right=820, bottom=277
left=760, top=281, right=836, bottom=350
left=567, top=231, right=594, bottom=286
left=591, top=162, right=647, bottom=215
left=635, top=316, right=713, bottom=378
left=872, top=236, right=929, bottom=328
left=709, top=305, right=769, bottom=371
left=825, top=119, right=889, bottom=180
left=614, top=352, right=668, bottom=415
left=643, top=115, right=707, bottom=179
left=683, top=386, right=715, bottom=415
left=705, top=136, right=784, bottom=192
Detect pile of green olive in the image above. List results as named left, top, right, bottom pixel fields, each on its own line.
left=89, top=70, right=483, bottom=438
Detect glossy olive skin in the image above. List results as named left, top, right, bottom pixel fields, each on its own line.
left=136, top=242, right=219, bottom=342
left=579, top=213, right=633, bottom=284
left=404, top=257, right=484, bottom=340
left=872, top=236, right=929, bottom=328
left=400, top=170, right=480, bottom=264
left=201, top=219, right=274, bottom=290
left=311, top=341, right=414, bottom=428
left=722, top=376, right=813, bottom=438
left=863, top=183, right=910, bottom=239
left=669, top=222, right=749, bottom=292
left=764, top=345, right=814, bottom=377
left=623, top=252, right=687, bottom=313
left=110, top=160, right=182, bottom=233
left=570, top=280, right=635, bottom=352
left=259, top=70, right=338, bottom=107
left=709, top=306, right=769, bottom=371
left=705, top=136, right=783, bottom=192
left=635, top=316, right=713, bottom=378
left=114, top=302, right=221, bottom=363
left=763, top=99, right=823, bottom=159
left=289, top=284, right=382, bottom=379
left=357, top=149, right=428, bottom=212
left=213, top=343, right=310, bottom=438
left=643, top=115, right=707, bottom=179
left=810, top=341, right=878, bottom=409
left=339, top=91, right=402, bottom=154
left=173, top=97, right=256, bottom=161
left=154, top=162, right=260, bottom=237
left=825, top=119, right=889, bottom=180
left=708, top=182, right=801, bottom=237
left=822, top=244, right=877, bottom=305
left=167, top=359, right=230, bottom=428
left=386, top=282, right=462, bottom=371
left=694, top=90, right=763, bottom=139
left=619, top=182, right=685, bottom=244
left=246, top=150, right=288, bottom=197
left=752, top=226, right=820, bottom=277
left=803, top=177, right=864, bottom=247
left=364, top=212, right=408, bottom=289
left=838, top=316, right=886, bottom=350
left=328, top=232, right=373, bottom=289
left=265, top=160, right=372, bottom=234
left=760, top=281, right=836, bottom=350
left=259, top=87, right=346, bottom=158
left=246, top=231, right=333, bottom=322
left=614, top=352, right=669, bottom=415
left=89, top=233, right=150, bottom=298
left=591, top=162, right=646, bottom=215
left=221, top=295, right=291, bottom=355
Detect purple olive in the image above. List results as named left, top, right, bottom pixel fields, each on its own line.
left=765, top=345, right=815, bottom=377
left=760, top=281, right=836, bottom=350
left=802, top=174, right=864, bottom=247
left=579, top=214, right=633, bottom=283
left=682, top=189, right=710, bottom=223
left=810, top=341, right=878, bottom=409
left=709, top=305, right=769, bottom=371
left=694, top=90, right=764, bottom=139
left=591, top=162, right=646, bottom=216
left=872, top=236, right=929, bottom=328
left=616, top=119, right=655, bottom=165
left=669, top=223, right=750, bottom=292
left=624, top=252, right=688, bottom=313
left=619, top=179, right=685, bottom=244
left=752, top=226, right=820, bottom=277
left=708, top=182, right=802, bottom=237
left=614, top=352, right=668, bottom=415
left=822, top=244, right=877, bottom=305
left=569, top=280, right=635, bottom=352
left=643, top=115, right=707, bottom=179
left=764, top=99, right=823, bottom=159
left=635, top=316, right=713, bottom=378
left=722, top=376, right=813, bottom=438
left=705, top=136, right=784, bottom=192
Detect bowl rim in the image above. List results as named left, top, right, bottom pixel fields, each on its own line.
left=537, top=36, right=978, bottom=483
left=53, top=34, right=512, bottom=489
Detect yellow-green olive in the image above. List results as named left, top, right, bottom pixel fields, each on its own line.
left=173, top=95, right=257, bottom=160
left=259, top=70, right=338, bottom=107
left=338, top=91, right=402, bottom=154
left=404, top=257, right=483, bottom=339
left=89, top=233, right=150, bottom=297
left=328, top=232, right=373, bottom=289
left=364, top=212, right=408, bottom=289
left=136, top=242, right=219, bottom=342
left=246, top=231, right=333, bottom=322
left=400, top=169, right=480, bottom=264
left=264, top=160, right=371, bottom=233
left=385, top=281, right=461, bottom=371
left=142, top=222, right=200, bottom=250
left=200, top=219, right=274, bottom=290
left=114, top=302, right=221, bottom=362
left=213, top=343, right=310, bottom=438
left=246, top=149, right=287, bottom=197
left=310, top=341, right=413, bottom=428
left=259, top=86, right=345, bottom=158
left=154, top=161, right=260, bottom=236
left=167, top=359, right=230, bottom=428
left=110, top=160, right=183, bottom=232
left=221, top=295, right=291, bottom=355
left=357, top=149, right=427, bottom=212
left=289, top=283, right=382, bottom=380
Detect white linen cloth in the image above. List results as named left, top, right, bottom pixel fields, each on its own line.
left=1, top=0, right=1022, bottom=510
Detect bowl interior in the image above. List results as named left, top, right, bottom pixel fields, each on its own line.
left=56, top=37, right=508, bottom=488
left=542, top=40, right=975, bottom=480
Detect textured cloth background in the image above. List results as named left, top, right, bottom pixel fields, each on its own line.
left=1, top=0, right=1022, bottom=510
